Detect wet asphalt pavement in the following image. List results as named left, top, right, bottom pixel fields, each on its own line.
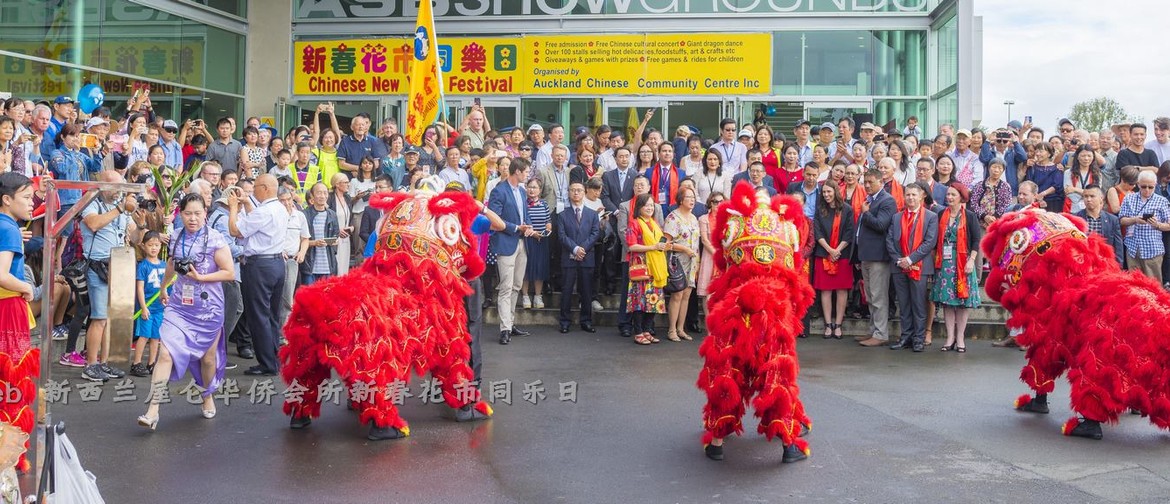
left=43, top=326, right=1170, bottom=503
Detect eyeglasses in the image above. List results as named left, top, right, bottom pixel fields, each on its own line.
left=1139, top=185, right=1156, bottom=189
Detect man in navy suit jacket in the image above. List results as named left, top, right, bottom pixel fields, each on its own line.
left=1075, top=185, right=1125, bottom=266
left=488, top=158, right=535, bottom=345
left=557, top=181, right=601, bottom=333
left=731, top=161, right=777, bottom=196
left=857, top=168, right=898, bottom=347
left=884, top=182, right=938, bottom=352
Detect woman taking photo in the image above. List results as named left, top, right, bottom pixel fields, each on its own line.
left=697, top=191, right=724, bottom=308
left=930, top=184, right=982, bottom=353
left=663, top=186, right=700, bottom=342
left=695, top=149, right=729, bottom=205
left=813, top=182, right=854, bottom=339
left=970, top=158, right=1014, bottom=229
left=418, top=125, right=445, bottom=171
left=1064, top=144, right=1101, bottom=214
left=137, top=193, right=234, bottom=429
left=627, top=193, right=668, bottom=345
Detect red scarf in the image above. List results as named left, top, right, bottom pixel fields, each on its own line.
left=936, top=206, right=970, bottom=298
left=886, top=179, right=905, bottom=211
left=899, top=207, right=926, bottom=281
left=846, top=184, right=865, bottom=224
left=823, top=211, right=842, bottom=275
left=649, top=163, right=679, bottom=206
left=582, top=163, right=596, bottom=179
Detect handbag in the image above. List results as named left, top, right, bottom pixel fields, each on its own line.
left=663, top=253, right=687, bottom=294
left=628, top=252, right=651, bottom=282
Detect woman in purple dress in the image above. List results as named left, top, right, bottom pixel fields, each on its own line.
left=138, top=193, right=234, bottom=430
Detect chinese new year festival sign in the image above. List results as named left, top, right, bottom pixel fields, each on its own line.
left=294, top=33, right=771, bottom=96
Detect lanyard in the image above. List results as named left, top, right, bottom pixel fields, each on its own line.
left=178, top=226, right=203, bottom=258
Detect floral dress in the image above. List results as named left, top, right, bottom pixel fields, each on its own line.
left=243, top=145, right=266, bottom=178
left=663, top=209, right=699, bottom=287
left=929, top=218, right=982, bottom=308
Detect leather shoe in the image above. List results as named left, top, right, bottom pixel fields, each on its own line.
left=510, top=326, right=531, bottom=337
left=619, top=329, right=632, bottom=338
left=912, top=342, right=924, bottom=352
left=244, top=366, right=275, bottom=376
left=559, top=324, right=570, bottom=334
left=859, top=338, right=887, bottom=347
left=499, top=330, right=511, bottom=345
left=580, top=323, right=596, bottom=333
left=853, top=335, right=871, bottom=342
left=237, top=347, right=255, bottom=359
left=888, top=340, right=911, bottom=350
left=290, top=415, right=311, bottom=429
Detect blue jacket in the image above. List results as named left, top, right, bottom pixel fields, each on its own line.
left=49, top=148, right=103, bottom=206
left=557, top=205, right=602, bottom=268
left=487, top=179, right=530, bottom=256
left=856, top=190, right=897, bottom=262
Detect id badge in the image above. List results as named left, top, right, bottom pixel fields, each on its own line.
left=181, top=284, right=195, bottom=306
left=556, top=201, right=565, bottom=214
left=943, top=245, right=954, bottom=261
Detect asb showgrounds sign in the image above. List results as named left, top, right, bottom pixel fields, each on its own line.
left=293, top=33, right=771, bottom=96
left=295, top=0, right=929, bottom=18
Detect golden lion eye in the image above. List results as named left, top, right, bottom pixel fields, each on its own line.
left=435, top=214, right=461, bottom=246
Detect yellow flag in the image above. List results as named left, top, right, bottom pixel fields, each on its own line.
left=406, top=0, right=443, bottom=146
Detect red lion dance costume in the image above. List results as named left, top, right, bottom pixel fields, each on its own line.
left=983, top=209, right=1170, bottom=440
left=698, top=182, right=815, bottom=462
left=280, top=183, right=493, bottom=440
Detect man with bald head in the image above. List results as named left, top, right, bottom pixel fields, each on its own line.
left=78, top=169, right=138, bottom=381
left=228, top=174, right=288, bottom=375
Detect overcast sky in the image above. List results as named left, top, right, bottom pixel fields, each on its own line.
left=976, top=0, right=1166, bottom=132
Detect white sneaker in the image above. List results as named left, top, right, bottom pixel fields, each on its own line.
left=521, top=295, right=532, bottom=309
left=533, top=295, right=545, bottom=309
left=591, top=300, right=604, bottom=312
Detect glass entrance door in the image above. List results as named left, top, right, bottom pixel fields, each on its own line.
left=603, top=101, right=666, bottom=145
left=804, top=102, right=870, bottom=132
left=471, top=99, right=519, bottom=132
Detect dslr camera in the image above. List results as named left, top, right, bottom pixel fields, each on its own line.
left=173, top=257, right=196, bottom=275
left=136, top=195, right=157, bottom=212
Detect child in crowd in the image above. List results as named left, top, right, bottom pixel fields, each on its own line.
left=130, top=231, right=166, bottom=377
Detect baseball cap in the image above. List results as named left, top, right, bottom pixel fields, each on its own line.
left=793, top=118, right=810, bottom=128
left=53, top=96, right=73, bottom=105
left=1007, top=120, right=1023, bottom=131
left=1058, top=118, right=1075, bottom=129
left=737, top=128, right=753, bottom=139
left=527, top=124, right=544, bottom=133
left=819, top=122, right=836, bottom=134
left=162, top=119, right=179, bottom=131
left=404, top=146, right=420, bottom=155
left=885, top=128, right=902, bottom=137
left=955, top=129, right=972, bottom=138
left=84, top=117, right=110, bottom=131
left=860, top=122, right=879, bottom=132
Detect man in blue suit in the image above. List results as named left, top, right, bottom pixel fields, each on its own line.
left=488, top=158, right=535, bottom=345
left=1075, top=185, right=1125, bottom=266
left=557, top=181, right=602, bottom=333
left=857, top=168, right=898, bottom=347
left=885, top=182, right=938, bottom=352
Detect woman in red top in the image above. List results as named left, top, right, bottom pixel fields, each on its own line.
left=774, top=142, right=804, bottom=192
left=755, top=126, right=779, bottom=178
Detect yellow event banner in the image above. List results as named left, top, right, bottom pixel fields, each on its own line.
left=1, top=40, right=204, bottom=97
left=293, top=33, right=770, bottom=96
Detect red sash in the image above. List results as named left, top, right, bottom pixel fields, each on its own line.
left=900, top=208, right=925, bottom=281
left=649, top=164, right=679, bottom=206
left=847, top=185, right=865, bottom=224
left=936, top=207, right=970, bottom=298
left=886, top=179, right=905, bottom=211
left=823, top=211, right=842, bottom=275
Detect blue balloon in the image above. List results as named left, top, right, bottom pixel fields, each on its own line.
left=77, top=84, right=105, bottom=114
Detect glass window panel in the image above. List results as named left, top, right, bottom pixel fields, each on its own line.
left=936, top=15, right=958, bottom=90
left=874, top=99, right=927, bottom=132
left=935, top=90, right=958, bottom=130
left=775, top=30, right=926, bottom=97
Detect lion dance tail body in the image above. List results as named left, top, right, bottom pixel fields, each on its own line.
left=984, top=209, right=1170, bottom=436
left=698, top=183, right=815, bottom=455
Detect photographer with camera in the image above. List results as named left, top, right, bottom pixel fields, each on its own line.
left=1118, top=171, right=1170, bottom=283
left=979, top=127, right=1027, bottom=192
left=137, top=192, right=235, bottom=430
left=79, top=169, right=138, bottom=382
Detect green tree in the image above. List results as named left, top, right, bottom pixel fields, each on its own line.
left=1068, top=97, right=1129, bottom=132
